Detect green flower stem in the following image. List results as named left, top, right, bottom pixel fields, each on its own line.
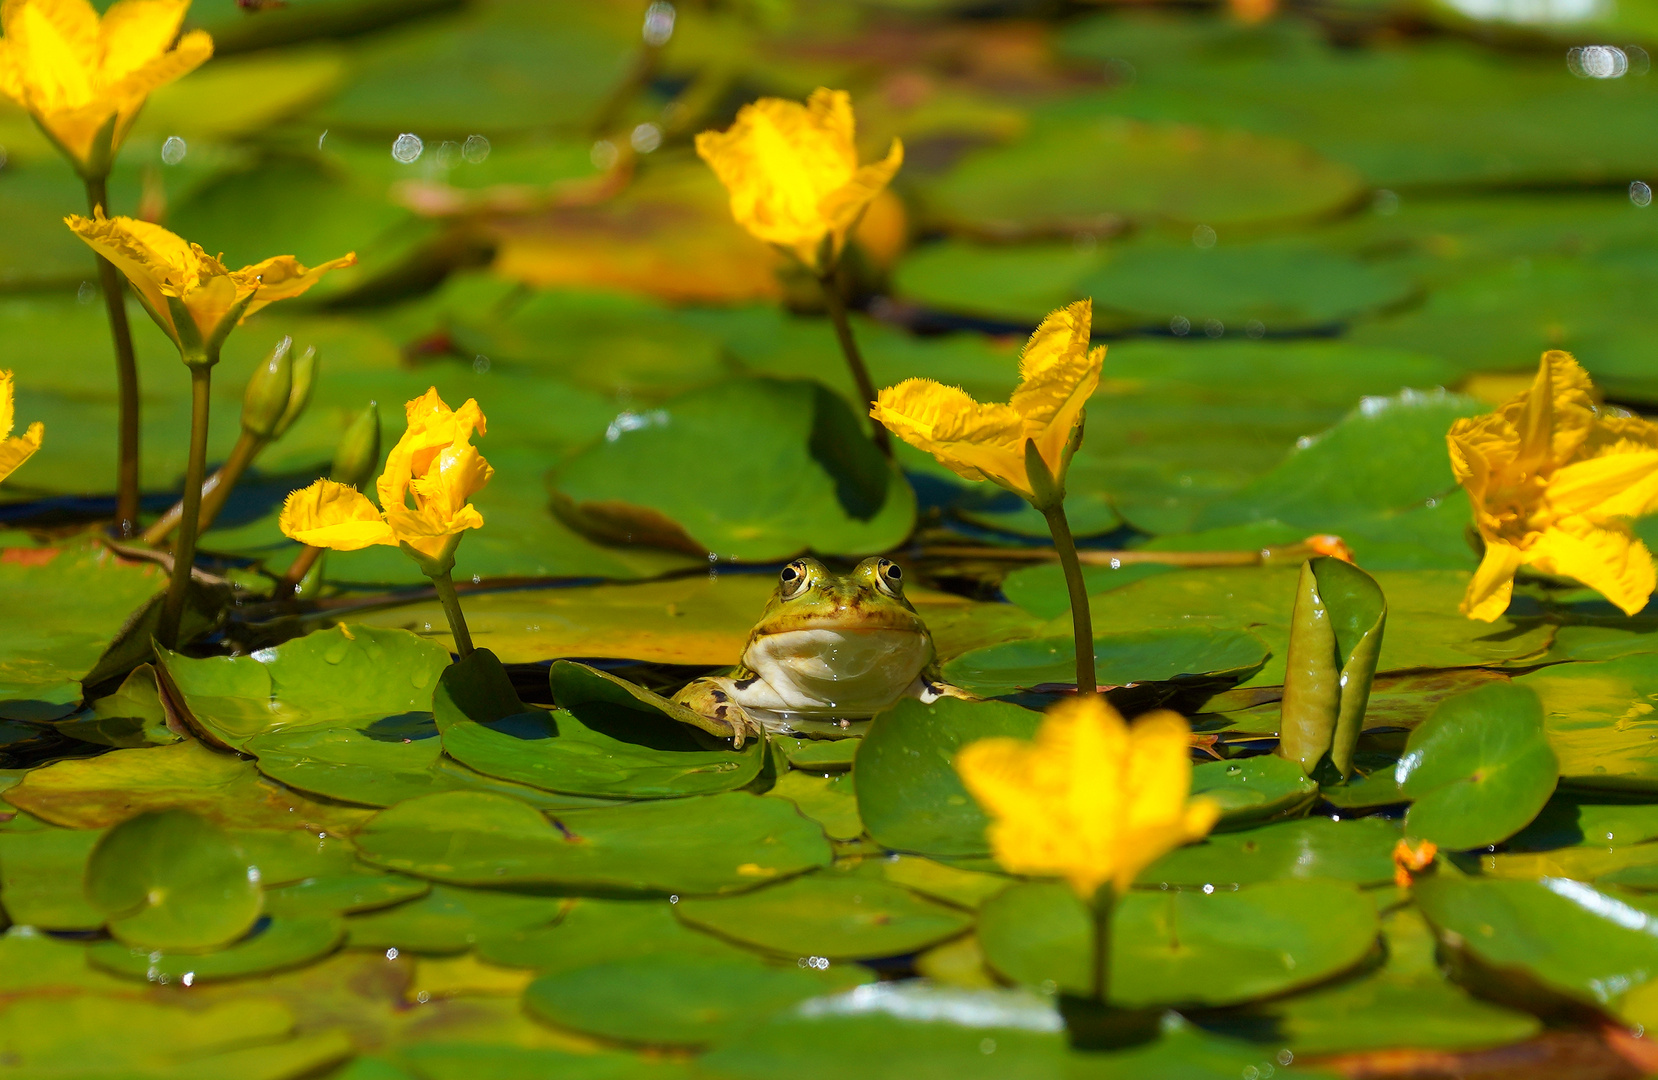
left=277, top=544, right=324, bottom=598
left=428, top=568, right=476, bottom=658
left=157, top=365, right=212, bottom=649
left=1091, top=889, right=1116, bottom=1004
left=142, top=430, right=264, bottom=546
left=84, top=174, right=142, bottom=539
left=1041, top=500, right=1097, bottom=695
left=816, top=273, right=892, bottom=459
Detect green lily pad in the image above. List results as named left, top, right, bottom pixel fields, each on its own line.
left=1058, top=15, right=1658, bottom=189
left=354, top=790, right=833, bottom=895
left=88, top=915, right=345, bottom=983
left=0, top=927, right=134, bottom=994
left=85, top=809, right=264, bottom=951
left=548, top=377, right=916, bottom=563
left=1139, top=816, right=1401, bottom=887
left=56, top=665, right=177, bottom=748
left=0, top=542, right=169, bottom=717
left=434, top=655, right=762, bottom=797
left=155, top=625, right=450, bottom=749
left=2, top=739, right=372, bottom=832
left=778, top=737, right=860, bottom=771
left=1398, top=682, right=1559, bottom=850
left=766, top=772, right=864, bottom=842
left=343, top=883, right=564, bottom=954
left=925, top=117, right=1364, bottom=237
left=1193, top=390, right=1485, bottom=564
left=523, top=954, right=870, bottom=1049
left=893, top=240, right=1104, bottom=324
left=881, top=856, right=1010, bottom=910
left=314, top=0, right=634, bottom=133
left=1415, top=874, right=1658, bottom=1010
left=1191, top=755, right=1320, bottom=831
left=0, top=827, right=104, bottom=930
left=264, top=870, right=430, bottom=918
left=855, top=697, right=1041, bottom=858
left=475, top=897, right=753, bottom=972
left=1508, top=797, right=1658, bottom=851
left=980, top=879, right=1378, bottom=1006
left=392, top=1042, right=691, bottom=1080
left=942, top=627, right=1268, bottom=696
left=1212, top=906, right=1539, bottom=1055
left=1082, top=240, right=1415, bottom=332
left=1079, top=568, right=1552, bottom=690
left=0, top=995, right=352, bottom=1080
left=1518, top=655, right=1658, bottom=793
left=1000, top=562, right=1181, bottom=621
left=675, top=874, right=974, bottom=960
left=696, top=983, right=1067, bottom=1080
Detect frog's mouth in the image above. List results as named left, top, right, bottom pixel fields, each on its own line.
left=744, top=627, right=931, bottom=717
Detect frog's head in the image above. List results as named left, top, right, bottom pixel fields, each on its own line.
left=754, top=556, right=926, bottom=636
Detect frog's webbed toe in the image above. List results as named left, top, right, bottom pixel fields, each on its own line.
left=911, top=674, right=977, bottom=705
left=672, top=676, right=767, bottom=749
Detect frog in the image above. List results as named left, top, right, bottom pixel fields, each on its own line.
left=673, top=556, right=971, bottom=747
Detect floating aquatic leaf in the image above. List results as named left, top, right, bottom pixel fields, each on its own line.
left=89, top=915, right=345, bottom=983
left=979, top=879, right=1378, bottom=1006
left=1398, top=683, right=1558, bottom=851
left=354, top=790, right=832, bottom=895
left=675, top=874, right=974, bottom=960
left=85, top=809, right=264, bottom=951
left=855, top=697, right=1041, bottom=858
left=523, top=954, right=869, bottom=1049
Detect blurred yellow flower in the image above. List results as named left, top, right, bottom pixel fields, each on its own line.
left=0, top=370, right=43, bottom=484
left=696, top=87, right=903, bottom=273
left=1450, top=350, right=1658, bottom=620
left=871, top=300, right=1104, bottom=505
left=281, top=388, right=491, bottom=564
left=64, top=211, right=355, bottom=360
left=955, top=695, right=1219, bottom=900
left=0, top=0, right=212, bottom=176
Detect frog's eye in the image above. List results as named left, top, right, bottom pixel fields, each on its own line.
left=874, top=558, right=904, bottom=597
left=778, top=561, right=808, bottom=598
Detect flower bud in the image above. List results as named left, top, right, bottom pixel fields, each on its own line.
left=329, top=401, right=381, bottom=489
left=271, top=346, right=318, bottom=438
left=241, top=337, right=294, bottom=439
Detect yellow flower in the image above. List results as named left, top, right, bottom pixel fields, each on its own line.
left=1449, top=350, right=1658, bottom=620
left=0, top=0, right=212, bottom=176
left=64, top=211, right=355, bottom=360
left=871, top=300, right=1104, bottom=505
left=696, top=87, right=903, bottom=274
left=0, top=370, right=43, bottom=484
left=280, top=388, right=491, bottom=564
left=955, top=695, right=1220, bottom=900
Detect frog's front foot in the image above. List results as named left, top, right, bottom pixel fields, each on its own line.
left=672, top=676, right=767, bottom=749
left=912, top=676, right=976, bottom=705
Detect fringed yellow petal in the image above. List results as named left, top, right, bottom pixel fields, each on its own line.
left=0, top=368, right=15, bottom=439
left=956, top=695, right=1215, bottom=902
left=235, top=250, right=357, bottom=320
left=0, top=0, right=209, bottom=171
left=1450, top=350, right=1658, bottom=619
left=1461, top=541, right=1522, bottom=622
left=0, top=420, right=42, bottom=485
left=871, top=378, right=1029, bottom=492
left=278, top=479, right=395, bottom=551
left=1528, top=521, right=1656, bottom=617
left=697, top=87, right=900, bottom=273
left=1010, top=300, right=1103, bottom=482
left=96, top=0, right=187, bottom=80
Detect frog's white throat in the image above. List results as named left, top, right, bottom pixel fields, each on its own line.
left=741, top=627, right=932, bottom=718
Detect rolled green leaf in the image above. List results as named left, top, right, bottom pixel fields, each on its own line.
left=1276, top=557, right=1386, bottom=780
